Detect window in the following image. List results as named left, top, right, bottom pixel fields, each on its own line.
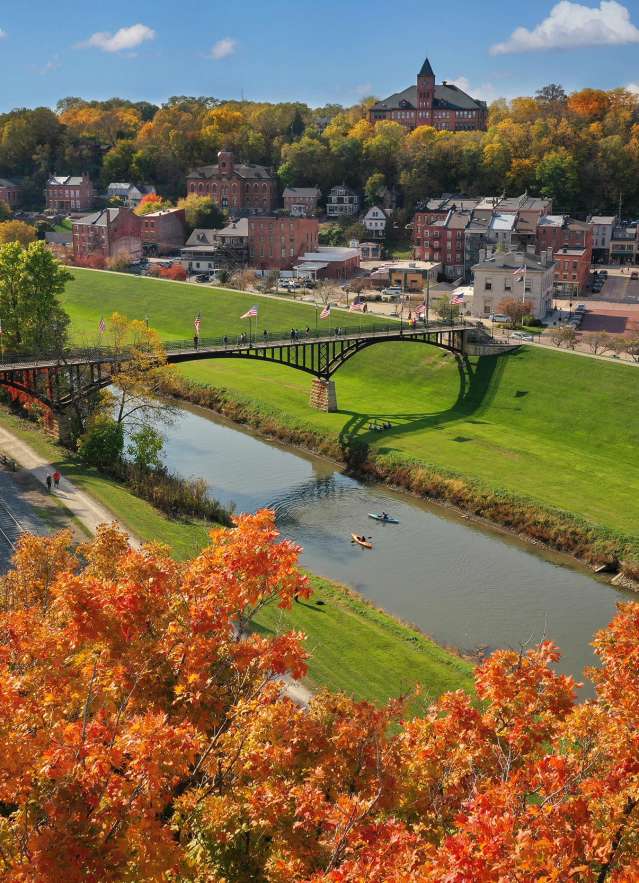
left=485, top=278, right=492, bottom=291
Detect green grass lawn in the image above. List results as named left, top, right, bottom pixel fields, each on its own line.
left=60, top=269, right=639, bottom=538
left=0, top=405, right=473, bottom=704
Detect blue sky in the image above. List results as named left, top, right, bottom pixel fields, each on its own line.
left=1, top=0, right=639, bottom=111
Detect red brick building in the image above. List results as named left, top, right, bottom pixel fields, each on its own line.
left=536, top=216, right=593, bottom=293
left=72, top=208, right=143, bottom=262
left=187, top=150, right=276, bottom=215
left=141, top=208, right=186, bottom=255
left=248, top=217, right=319, bottom=270
left=414, top=210, right=472, bottom=279
left=283, top=187, right=321, bottom=217
left=0, top=178, right=21, bottom=208
left=369, top=57, right=487, bottom=131
left=45, top=173, right=94, bottom=212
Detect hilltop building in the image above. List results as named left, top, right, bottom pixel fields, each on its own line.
left=187, top=150, right=276, bottom=215
left=369, top=57, right=488, bottom=131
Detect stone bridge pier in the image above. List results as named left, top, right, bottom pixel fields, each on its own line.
left=309, top=378, right=338, bottom=412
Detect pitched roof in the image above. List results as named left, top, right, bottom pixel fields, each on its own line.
left=418, top=57, right=434, bottom=78
left=283, top=187, right=321, bottom=198
left=73, top=208, right=121, bottom=227
left=0, top=178, right=19, bottom=188
left=187, top=162, right=273, bottom=181
left=185, top=219, right=249, bottom=246
left=370, top=82, right=486, bottom=113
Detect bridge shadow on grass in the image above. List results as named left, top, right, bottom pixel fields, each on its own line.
left=338, top=352, right=511, bottom=457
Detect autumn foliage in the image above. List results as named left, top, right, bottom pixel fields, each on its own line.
left=1, top=514, right=639, bottom=881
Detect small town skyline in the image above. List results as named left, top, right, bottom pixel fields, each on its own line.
left=1, top=0, right=639, bottom=111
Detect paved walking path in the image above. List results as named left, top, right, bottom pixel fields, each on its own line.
left=0, top=423, right=141, bottom=547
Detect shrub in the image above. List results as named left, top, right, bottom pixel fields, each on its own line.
left=78, top=416, right=124, bottom=468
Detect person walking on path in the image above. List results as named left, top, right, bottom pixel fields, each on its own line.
left=46, top=474, right=52, bottom=492
left=193, top=334, right=199, bottom=350
left=53, top=469, right=61, bottom=489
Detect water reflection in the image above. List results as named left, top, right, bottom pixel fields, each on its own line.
left=159, top=403, right=630, bottom=691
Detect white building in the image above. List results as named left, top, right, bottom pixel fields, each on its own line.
left=471, top=249, right=555, bottom=320
left=326, top=185, right=360, bottom=218
left=589, top=215, right=617, bottom=262
left=107, top=182, right=156, bottom=207
left=362, top=206, right=389, bottom=239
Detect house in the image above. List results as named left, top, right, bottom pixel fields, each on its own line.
left=294, top=246, right=360, bottom=280
left=248, top=217, right=319, bottom=270
left=471, top=250, right=555, bottom=320
left=588, top=216, right=617, bottom=263
left=369, top=57, right=488, bottom=131
left=106, top=182, right=156, bottom=207
left=362, top=206, right=389, bottom=239
left=187, top=150, right=276, bottom=215
left=609, top=225, right=637, bottom=265
left=45, top=173, right=94, bottom=212
left=358, top=241, right=384, bottom=260
left=72, top=208, right=143, bottom=262
left=536, top=216, right=593, bottom=293
left=326, top=185, right=360, bottom=218
left=283, top=187, right=321, bottom=217
left=487, top=212, right=517, bottom=251
left=140, top=208, right=186, bottom=255
left=180, top=219, right=249, bottom=274
left=0, top=178, right=21, bottom=208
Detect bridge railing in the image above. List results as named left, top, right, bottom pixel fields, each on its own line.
left=0, top=318, right=472, bottom=368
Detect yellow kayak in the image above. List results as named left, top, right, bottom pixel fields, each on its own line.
left=351, top=533, right=373, bottom=549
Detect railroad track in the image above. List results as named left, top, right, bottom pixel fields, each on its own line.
left=0, top=498, right=24, bottom=552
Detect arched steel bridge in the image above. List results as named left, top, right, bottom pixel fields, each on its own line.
left=0, top=320, right=514, bottom=416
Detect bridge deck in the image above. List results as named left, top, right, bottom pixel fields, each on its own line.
left=0, top=322, right=471, bottom=371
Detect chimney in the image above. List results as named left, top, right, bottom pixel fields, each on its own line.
left=526, top=243, right=535, bottom=255
left=547, top=247, right=553, bottom=263
left=541, top=250, right=547, bottom=266
left=479, top=248, right=486, bottom=261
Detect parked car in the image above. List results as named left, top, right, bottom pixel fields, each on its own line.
left=194, top=273, right=209, bottom=283
left=381, top=287, right=402, bottom=302
left=599, top=270, right=608, bottom=277
left=511, top=331, right=535, bottom=341
left=489, top=314, right=510, bottom=324
left=631, top=271, right=639, bottom=280
left=575, top=304, right=587, bottom=312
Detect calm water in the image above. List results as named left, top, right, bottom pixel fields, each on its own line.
left=159, top=403, right=630, bottom=690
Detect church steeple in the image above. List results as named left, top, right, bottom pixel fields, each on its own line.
left=417, top=57, right=435, bottom=122
left=418, top=57, right=435, bottom=78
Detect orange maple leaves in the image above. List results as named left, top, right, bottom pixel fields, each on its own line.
left=1, top=514, right=639, bottom=881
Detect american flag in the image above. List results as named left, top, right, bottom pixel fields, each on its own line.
left=194, top=317, right=201, bottom=334
left=241, top=305, right=258, bottom=319
left=513, top=266, right=526, bottom=282
left=320, top=304, right=331, bottom=320
left=349, top=301, right=365, bottom=312
left=451, top=292, right=465, bottom=305
left=98, top=317, right=106, bottom=334
left=415, top=302, right=426, bottom=317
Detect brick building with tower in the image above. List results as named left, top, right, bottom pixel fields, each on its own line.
left=186, top=150, right=277, bottom=215
left=369, top=57, right=488, bottom=131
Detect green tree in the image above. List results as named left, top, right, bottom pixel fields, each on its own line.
left=127, top=423, right=164, bottom=471
left=536, top=149, right=579, bottom=212
left=0, top=201, right=11, bottom=222
left=78, top=415, right=124, bottom=469
left=0, top=220, right=36, bottom=247
left=365, top=172, right=386, bottom=206
left=176, top=194, right=225, bottom=232
left=0, top=240, right=71, bottom=350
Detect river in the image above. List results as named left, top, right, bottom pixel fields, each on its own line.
left=158, top=402, right=630, bottom=690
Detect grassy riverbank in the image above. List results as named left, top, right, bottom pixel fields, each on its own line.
left=61, top=270, right=639, bottom=545
left=0, top=407, right=474, bottom=704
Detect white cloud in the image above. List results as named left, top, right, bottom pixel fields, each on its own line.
left=448, top=76, right=505, bottom=103
left=80, top=23, right=155, bottom=53
left=491, top=1, right=639, bottom=55
left=39, top=57, right=61, bottom=75
left=210, top=38, right=237, bottom=60
left=627, top=82, right=639, bottom=94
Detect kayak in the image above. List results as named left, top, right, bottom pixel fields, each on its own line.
left=368, top=513, right=399, bottom=524
left=351, top=534, right=373, bottom=549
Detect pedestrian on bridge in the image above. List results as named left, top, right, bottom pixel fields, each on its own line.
left=263, top=329, right=268, bottom=342
left=193, top=334, right=199, bottom=350
left=53, top=470, right=61, bottom=489
left=46, top=474, right=52, bottom=492
left=223, top=335, right=229, bottom=347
